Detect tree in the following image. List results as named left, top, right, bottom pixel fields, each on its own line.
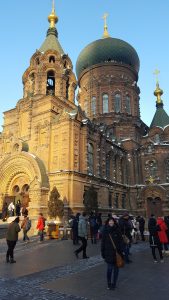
left=48, top=187, right=64, bottom=219
left=83, top=185, right=98, bottom=214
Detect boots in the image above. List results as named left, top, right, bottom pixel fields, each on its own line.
left=6, top=255, right=9, bottom=263
left=10, top=259, right=16, bottom=264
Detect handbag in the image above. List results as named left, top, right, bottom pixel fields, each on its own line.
left=109, top=234, right=125, bottom=268
left=122, top=226, right=130, bottom=244
left=122, top=234, right=130, bottom=245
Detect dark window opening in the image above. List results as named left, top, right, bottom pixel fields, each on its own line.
left=115, top=193, right=119, bottom=208
left=66, top=79, right=69, bottom=100
left=108, top=193, right=112, bottom=208
left=46, top=70, right=55, bottom=95
left=49, top=56, right=55, bottom=63
left=36, top=58, right=40, bottom=65
left=122, top=194, right=126, bottom=208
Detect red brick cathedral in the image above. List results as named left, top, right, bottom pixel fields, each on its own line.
left=0, top=4, right=169, bottom=221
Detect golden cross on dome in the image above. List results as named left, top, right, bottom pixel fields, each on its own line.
left=102, top=13, right=108, bottom=26
left=153, top=69, right=160, bottom=83
left=102, top=13, right=110, bottom=38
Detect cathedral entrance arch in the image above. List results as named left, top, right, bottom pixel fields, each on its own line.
left=141, top=185, right=166, bottom=218
left=0, top=152, right=49, bottom=218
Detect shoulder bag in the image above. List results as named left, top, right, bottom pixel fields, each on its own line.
left=109, top=234, right=125, bottom=268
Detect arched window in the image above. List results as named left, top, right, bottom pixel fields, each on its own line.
left=103, top=94, right=109, bottom=113
left=84, top=100, right=88, bottom=115
left=166, top=159, right=169, bottom=182
left=145, top=159, right=157, bottom=179
left=88, top=143, right=94, bottom=174
left=106, top=155, right=110, bottom=179
left=91, top=96, right=96, bottom=115
left=115, top=93, right=121, bottom=113
left=36, top=58, right=40, bottom=65
left=125, top=95, right=131, bottom=114
left=66, top=78, right=69, bottom=100
left=46, top=70, right=55, bottom=95
left=49, top=56, right=55, bottom=63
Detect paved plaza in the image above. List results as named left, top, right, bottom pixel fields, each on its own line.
left=0, top=232, right=169, bottom=300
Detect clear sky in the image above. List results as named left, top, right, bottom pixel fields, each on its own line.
left=0, top=0, right=169, bottom=130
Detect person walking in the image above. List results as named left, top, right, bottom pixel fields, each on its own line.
left=137, top=216, right=145, bottom=241
left=8, top=201, right=15, bottom=217
left=74, top=212, right=89, bottom=259
left=2, top=202, right=8, bottom=221
left=119, top=212, right=133, bottom=263
left=157, top=217, right=169, bottom=252
left=15, top=200, right=21, bottom=216
left=21, top=215, right=31, bottom=241
left=148, top=215, right=164, bottom=263
left=6, top=216, right=21, bottom=263
left=101, top=217, right=124, bottom=290
left=36, top=213, right=46, bottom=241
left=89, top=212, right=98, bottom=244
left=72, top=213, right=80, bottom=245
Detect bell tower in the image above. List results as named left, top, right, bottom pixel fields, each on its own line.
left=22, top=1, right=77, bottom=102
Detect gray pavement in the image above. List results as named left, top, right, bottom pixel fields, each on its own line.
left=0, top=235, right=169, bottom=300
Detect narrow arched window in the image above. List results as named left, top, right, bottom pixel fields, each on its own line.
left=49, top=56, right=55, bottom=63
left=115, top=93, right=121, bottom=113
left=126, top=95, right=131, bottom=114
left=106, top=154, right=110, bottom=179
left=91, top=96, right=96, bottom=115
left=88, top=143, right=94, bottom=174
left=66, top=78, right=69, bottom=100
left=103, top=94, right=109, bottom=113
left=36, top=58, right=40, bottom=65
left=84, top=100, right=88, bottom=115
left=166, top=158, right=169, bottom=182
left=46, top=70, right=55, bottom=95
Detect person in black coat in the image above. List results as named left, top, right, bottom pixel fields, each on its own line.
left=137, top=215, right=145, bottom=241
left=118, top=212, right=133, bottom=263
left=101, top=217, right=124, bottom=290
left=148, top=215, right=163, bottom=263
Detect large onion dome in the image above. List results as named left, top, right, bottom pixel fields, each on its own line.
left=76, top=37, right=140, bottom=79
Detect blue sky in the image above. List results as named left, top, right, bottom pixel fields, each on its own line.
left=0, top=0, right=169, bottom=130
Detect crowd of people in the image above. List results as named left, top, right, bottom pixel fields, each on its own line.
left=2, top=200, right=28, bottom=220
left=68, top=211, right=169, bottom=290
left=3, top=208, right=169, bottom=291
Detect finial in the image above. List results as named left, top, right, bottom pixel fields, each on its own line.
left=153, top=69, right=163, bottom=105
left=153, top=69, right=160, bottom=84
left=102, top=13, right=110, bottom=39
left=48, top=0, right=58, bottom=28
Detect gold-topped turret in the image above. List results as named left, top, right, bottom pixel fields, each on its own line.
left=102, top=13, right=110, bottom=38
left=48, top=0, right=58, bottom=28
left=153, top=69, right=163, bottom=104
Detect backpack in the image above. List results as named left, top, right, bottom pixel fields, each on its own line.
left=26, top=219, right=31, bottom=231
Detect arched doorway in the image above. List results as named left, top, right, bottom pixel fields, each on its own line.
left=147, top=197, right=162, bottom=217
left=0, top=152, right=49, bottom=218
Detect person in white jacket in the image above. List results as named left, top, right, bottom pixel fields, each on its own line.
left=8, top=202, right=15, bottom=217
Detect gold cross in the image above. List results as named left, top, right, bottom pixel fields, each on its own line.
left=153, top=69, right=160, bottom=83
left=102, top=13, right=108, bottom=26
left=52, top=0, right=55, bottom=12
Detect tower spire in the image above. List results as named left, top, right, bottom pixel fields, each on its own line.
left=153, top=69, right=163, bottom=106
left=48, top=0, right=58, bottom=29
left=102, top=13, right=110, bottom=39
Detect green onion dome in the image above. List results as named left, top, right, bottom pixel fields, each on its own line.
left=76, top=37, right=140, bottom=79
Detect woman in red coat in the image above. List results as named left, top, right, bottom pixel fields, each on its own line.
left=157, top=217, right=169, bottom=251
left=36, top=213, right=46, bottom=241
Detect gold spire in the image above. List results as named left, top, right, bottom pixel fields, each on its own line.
left=153, top=69, right=163, bottom=104
left=48, top=0, right=58, bottom=28
left=102, top=13, right=110, bottom=38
